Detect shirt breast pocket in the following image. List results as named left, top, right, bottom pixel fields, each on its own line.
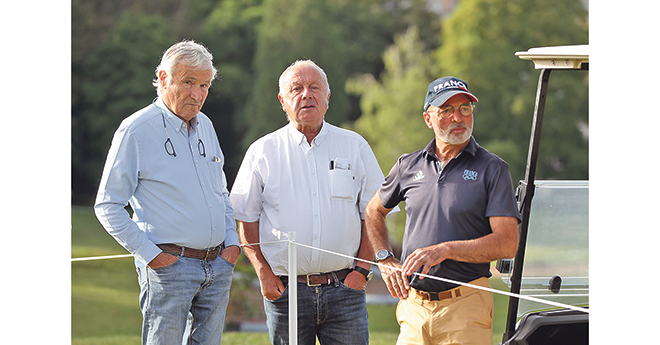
left=206, top=160, right=225, bottom=195
left=329, top=168, right=355, bottom=201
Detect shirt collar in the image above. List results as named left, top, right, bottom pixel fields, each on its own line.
left=422, top=136, right=478, bottom=160
left=287, top=121, right=328, bottom=146
left=154, top=97, right=198, bottom=132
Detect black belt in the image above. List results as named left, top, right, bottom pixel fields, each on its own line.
left=157, top=243, right=223, bottom=261
left=411, top=287, right=462, bottom=301
left=280, top=269, right=352, bottom=286
left=410, top=277, right=490, bottom=301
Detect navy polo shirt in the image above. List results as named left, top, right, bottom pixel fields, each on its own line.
left=379, top=137, right=520, bottom=292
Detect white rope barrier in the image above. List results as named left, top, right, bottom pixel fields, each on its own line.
left=72, top=236, right=589, bottom=315
left=71, top=254, right=132, bottom=262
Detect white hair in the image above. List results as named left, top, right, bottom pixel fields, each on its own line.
left=278, top=59, right=330, bottom=96
left=152, top=40, right=218, bottom=97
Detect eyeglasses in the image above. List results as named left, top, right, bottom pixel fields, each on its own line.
left=197, top=138, right=206, bottom=157
left=428, top=103, right=474, bottom=119
left=153, top=99, right=206, bottom=158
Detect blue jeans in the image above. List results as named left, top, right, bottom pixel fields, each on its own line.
left=264, top=280, right=369, bottom=345
left=135, top=255, right=235, bottom=345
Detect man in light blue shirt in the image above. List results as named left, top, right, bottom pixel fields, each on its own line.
left=95, top=40, right=240, bottom=345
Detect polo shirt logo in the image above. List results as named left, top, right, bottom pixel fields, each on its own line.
left=462, top=169, right=478, bottom=181
left=413, top=170, right=425, bottom=181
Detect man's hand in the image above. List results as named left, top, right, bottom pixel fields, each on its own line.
left=378, top=257, right=409, bottom=299
left=148, top=252, right=178, bottom=269
left=237, top=220, right=285, bottom=301
left=344, top=270, right=368, bottom=291
left=221, top=245, right=241, bottom=265
left=400, top=243, right=448, bottom=282
left=259, top=269, right=287, bottom=301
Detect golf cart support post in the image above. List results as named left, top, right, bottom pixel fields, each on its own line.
left=500, top=45, right=589, bottom=344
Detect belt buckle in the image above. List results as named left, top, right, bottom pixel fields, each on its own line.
left=203, top=249, right=212, bottom=261
left=306, top=274, right=322, bottom=287
left=415, top=289, right=433, bottom=301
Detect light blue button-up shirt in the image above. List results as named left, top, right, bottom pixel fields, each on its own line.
left=94, top=98, right=239, bottom=265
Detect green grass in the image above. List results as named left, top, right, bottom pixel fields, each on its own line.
left=72, top=207, right=509, bottom=344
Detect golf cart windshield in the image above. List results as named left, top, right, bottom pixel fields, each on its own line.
left=500, top=180, right=589, bottom=316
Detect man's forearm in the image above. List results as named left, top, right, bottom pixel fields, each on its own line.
left=237, top=220, right=273, bottom=278
left=355, top=221, right=374, bottom=270
left=364, top=194, right=394, bottom=253
left=442, top=216, right=519, bottom=263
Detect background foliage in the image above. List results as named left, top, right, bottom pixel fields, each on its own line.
left=72, top=0, right=589, bottom=238
left=71, top=1, right=589, bottom=343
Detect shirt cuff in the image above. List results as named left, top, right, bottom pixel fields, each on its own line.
left=134, top=241, right=163, bottom=266
left=223, top=228, right=240, bottom=248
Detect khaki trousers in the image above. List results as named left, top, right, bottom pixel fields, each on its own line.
left=396, top=277, right=493, bottom=345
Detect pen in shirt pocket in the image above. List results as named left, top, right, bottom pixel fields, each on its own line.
left=329, top=160, right=351, bottom=170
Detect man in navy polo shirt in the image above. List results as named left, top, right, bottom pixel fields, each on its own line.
left=365, top=76, right=520, bottom=344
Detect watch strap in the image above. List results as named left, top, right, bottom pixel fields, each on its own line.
left=353, top=266, right=372, bottom=281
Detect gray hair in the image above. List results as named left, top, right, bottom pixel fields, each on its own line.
left=278, top=60, right=330, bottom=96
left=152, top=40, right=218, bottom=97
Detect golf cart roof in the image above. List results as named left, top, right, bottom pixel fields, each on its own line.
left=515, top=45, right=588, bottom=69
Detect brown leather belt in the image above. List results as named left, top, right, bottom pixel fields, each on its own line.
left=411, top=287, right=462, bottom=301
left=280, top=268, right=352, bottom=286
left=157, top=243, right=223, bottom=261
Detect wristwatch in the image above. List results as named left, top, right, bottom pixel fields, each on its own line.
left=376, top=249, right=395, bottom=262
left=353, top=266, right=373, bottom=282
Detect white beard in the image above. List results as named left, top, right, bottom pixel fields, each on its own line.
left=438, top=121, right=472, bottom=145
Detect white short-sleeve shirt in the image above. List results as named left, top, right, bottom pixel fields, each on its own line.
left=230, top=121, right=389, bottom=276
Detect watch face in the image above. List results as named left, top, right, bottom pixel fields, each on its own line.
left=377, top=249, right=392, bottom=261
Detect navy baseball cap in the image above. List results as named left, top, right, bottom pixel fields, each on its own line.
left=423, top=76, right=478, bottom=111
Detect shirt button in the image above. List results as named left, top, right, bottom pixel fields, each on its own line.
left=209, top=204, right=213, bottom=208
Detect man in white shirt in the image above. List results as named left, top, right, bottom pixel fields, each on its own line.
left=230, top=60, right=388, bottom=345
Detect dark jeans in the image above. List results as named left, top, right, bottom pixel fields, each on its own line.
left=263, top=281, right=369, bottom=345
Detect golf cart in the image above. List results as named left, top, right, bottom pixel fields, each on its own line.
left=496, top=45, right=589, bottom=345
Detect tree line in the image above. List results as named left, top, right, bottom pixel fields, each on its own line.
left=72, top=0, right=588, bottom=208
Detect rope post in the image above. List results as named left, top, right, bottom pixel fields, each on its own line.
left=288, top=231, right=297, bottom=345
